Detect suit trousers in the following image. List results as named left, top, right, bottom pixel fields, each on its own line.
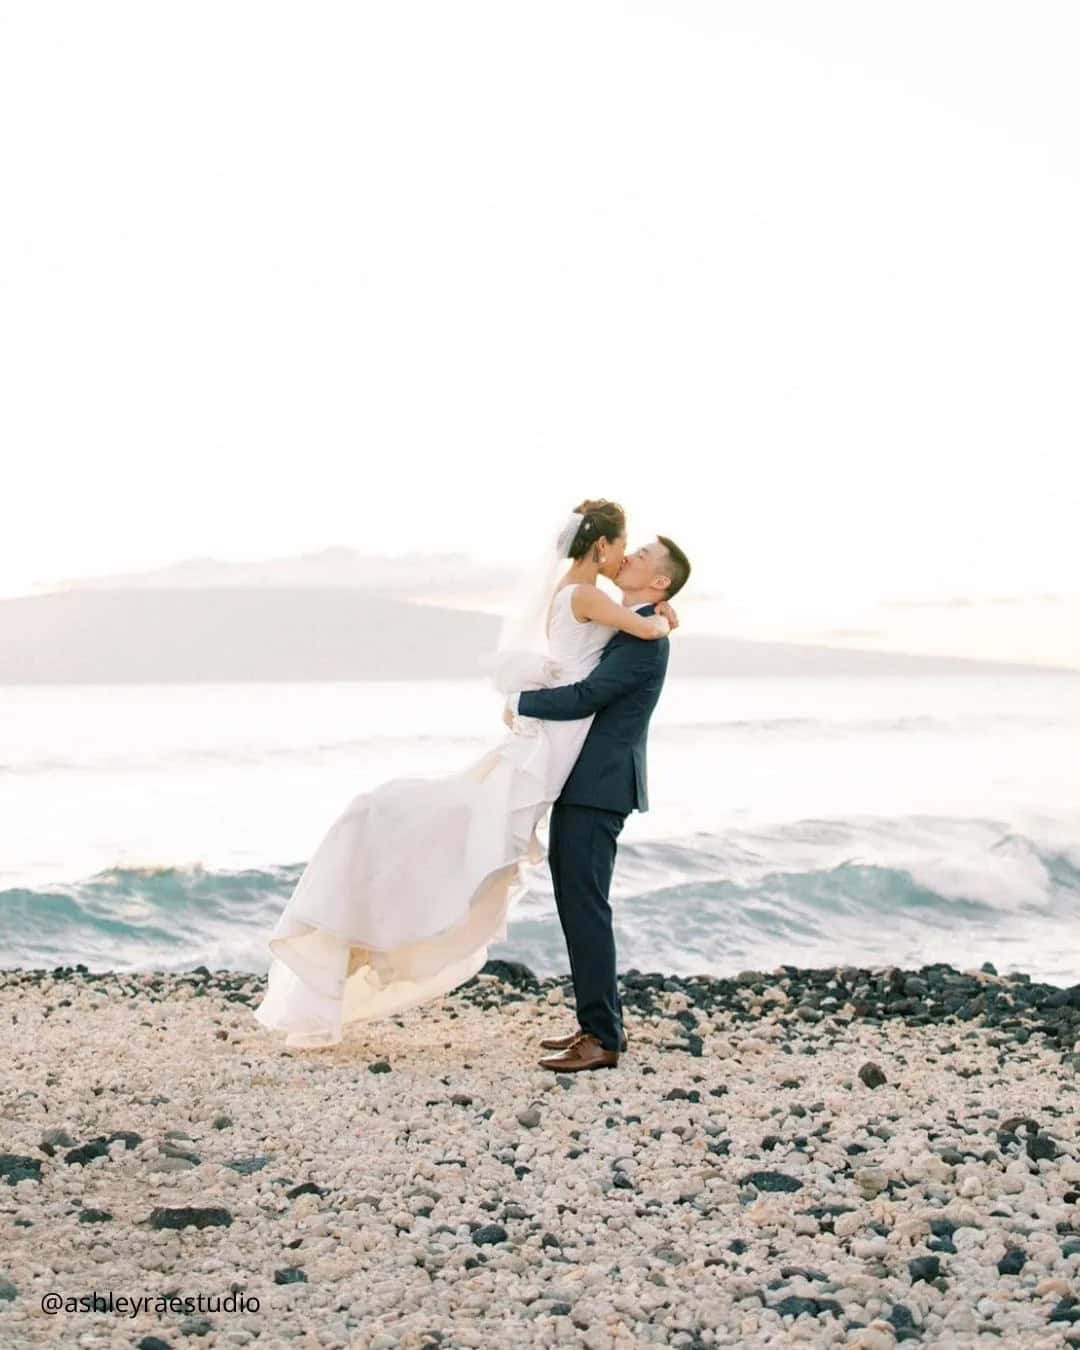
left=547, top=801, right=626, bottom=1053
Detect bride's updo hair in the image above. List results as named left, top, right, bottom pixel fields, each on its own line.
left=566, top=498, right=626, bottom=560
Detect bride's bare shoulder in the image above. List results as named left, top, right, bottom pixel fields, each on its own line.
left=568, top=583, right=602, bottom=623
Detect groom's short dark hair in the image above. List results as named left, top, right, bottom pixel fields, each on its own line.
left=657, top=536, right=691, bottom=600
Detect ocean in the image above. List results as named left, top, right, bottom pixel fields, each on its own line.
left=3, top=674, right=1079, bottom=985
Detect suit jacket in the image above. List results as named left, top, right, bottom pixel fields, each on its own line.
left=516, top=602, right=670, bottom=814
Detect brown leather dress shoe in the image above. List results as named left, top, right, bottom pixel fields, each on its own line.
left=540, top=1026, right=628, bottom=1052
left=538, top=1032, right=619, bottom=1072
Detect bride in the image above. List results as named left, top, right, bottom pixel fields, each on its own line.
left=252, top=498, right=674, bottom=1048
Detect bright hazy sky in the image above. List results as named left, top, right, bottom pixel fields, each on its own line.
left=4, top=1, right=1078, bottom=632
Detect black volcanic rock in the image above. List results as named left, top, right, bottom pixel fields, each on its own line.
left=0, top=1154, right=42, bottom=1185
left=147, top=1207, right=233, bottom=1231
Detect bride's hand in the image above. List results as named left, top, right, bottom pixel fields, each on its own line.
left=655, top=600, right=680, bottom=632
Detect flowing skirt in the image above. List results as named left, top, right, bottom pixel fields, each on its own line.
left=252, top=711, right=593, bottom=1048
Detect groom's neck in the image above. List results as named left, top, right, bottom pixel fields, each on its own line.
left=619, top=586, right=665, bottom=607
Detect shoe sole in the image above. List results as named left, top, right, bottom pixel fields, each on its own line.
left=538, top=1058, right=619, bottom=1071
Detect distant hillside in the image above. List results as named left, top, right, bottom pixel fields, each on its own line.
left=32, top=546, right=508, bottom=599
left=0, top=588, right=1073, bottom=683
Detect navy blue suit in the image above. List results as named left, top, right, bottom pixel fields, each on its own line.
left=517, top=604, right=670, bottom=1051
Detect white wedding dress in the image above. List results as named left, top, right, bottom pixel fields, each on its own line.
left=252, top=584, right=618, bottom=1047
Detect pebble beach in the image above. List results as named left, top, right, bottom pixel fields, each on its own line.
left=3, top=960, right=1080, bottom=1349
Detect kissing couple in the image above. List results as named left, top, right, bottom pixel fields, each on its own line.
left=253, top=498, right=691, bottom=1073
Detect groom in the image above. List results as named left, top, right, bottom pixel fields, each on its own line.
left=504, top=535, right=691, bottom=1072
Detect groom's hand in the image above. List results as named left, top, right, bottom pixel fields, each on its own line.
left=656, top=600, right=680, bottom=631
left=502, top=701, right=515, bottom=729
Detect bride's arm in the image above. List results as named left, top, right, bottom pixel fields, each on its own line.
left=570, top=584, right=670, bottom=638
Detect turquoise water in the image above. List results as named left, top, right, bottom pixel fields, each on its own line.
left=2, top=674, right=1079, bottom=982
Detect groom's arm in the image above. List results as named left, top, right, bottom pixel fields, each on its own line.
left=513, top=635, right=663, bottom=722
